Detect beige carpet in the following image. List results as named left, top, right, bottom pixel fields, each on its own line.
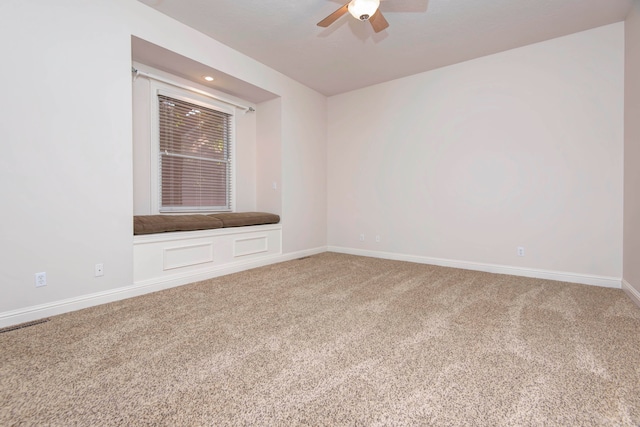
left=1, top=252, right=640, bottom=426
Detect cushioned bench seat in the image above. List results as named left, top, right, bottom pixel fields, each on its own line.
left=207, top=212, right=280, bottom=228
left=134, top=212, right=280, bottom=235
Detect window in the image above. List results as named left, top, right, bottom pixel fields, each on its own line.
left=155, top=91, right=234, bottom=212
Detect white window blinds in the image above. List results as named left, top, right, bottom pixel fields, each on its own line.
left=158, top=94, right=233, bottom=212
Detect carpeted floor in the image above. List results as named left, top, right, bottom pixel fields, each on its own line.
left=1, top=252, right=640, bottom=426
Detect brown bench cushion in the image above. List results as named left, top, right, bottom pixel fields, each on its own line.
left=133, top=212, right=280, bottom=235
left=134, top=215, right=224, bottom=235
left=208, top=212, right=280, bottom=228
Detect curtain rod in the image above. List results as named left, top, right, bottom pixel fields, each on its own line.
left=131, top=67, right=255, bottom=113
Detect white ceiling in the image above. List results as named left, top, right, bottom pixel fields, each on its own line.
left=137, top=0, right=632, bottom=97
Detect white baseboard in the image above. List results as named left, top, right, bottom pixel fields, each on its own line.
left=0, top=246, right=328, bottom=329
left=622, top=279, right=640, bottom=308
left=328, top=246, right=622, bottom=289
left=1, top=245, right=621, bottom=329
left=275, top=246, right=328, bottom=262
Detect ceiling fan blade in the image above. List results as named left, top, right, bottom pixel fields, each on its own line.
left=369, top=9, right=389, bottom=33
left=317, top=3, right=350, bottom=27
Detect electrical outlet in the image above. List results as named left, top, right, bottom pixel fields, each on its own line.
left=95, top=263, right=104, bottom=277
left=359, top=233, right=365, bottom=241
left=375, top=235, right=381, bottom=242
left=517, top=246, right=525, bottom=257
left=35, top=272, right=47, bottom=287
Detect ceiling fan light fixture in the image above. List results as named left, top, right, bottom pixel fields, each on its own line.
left=348, top=0, right=380, bottom=21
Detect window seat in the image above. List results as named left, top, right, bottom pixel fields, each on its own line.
left=133, top=212, right=280, bottom=235
left=133, top=212, right=282, bottom=287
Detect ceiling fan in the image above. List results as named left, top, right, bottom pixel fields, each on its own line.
left=317, top=0, right=389, bottom=33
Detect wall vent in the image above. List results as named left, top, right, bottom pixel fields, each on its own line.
left=0, top=318, right=50, bottom=334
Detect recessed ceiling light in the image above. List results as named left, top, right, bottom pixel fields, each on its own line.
left=203, top=76, right=214, bottom=82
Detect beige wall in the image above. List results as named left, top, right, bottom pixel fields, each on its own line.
left=327, top=24, right=624, bottom=282
left=256, top=98, right=283, bottom=216
left=624, top=0, right=640, bottom=300
left=281, top=93, right=328, bottom=253
left=0, top=0, right=631, bottom=324
left=0, top=0, right=327, bottom=323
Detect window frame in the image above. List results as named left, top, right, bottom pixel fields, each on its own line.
left=149, top=81, right=236, bottom=214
